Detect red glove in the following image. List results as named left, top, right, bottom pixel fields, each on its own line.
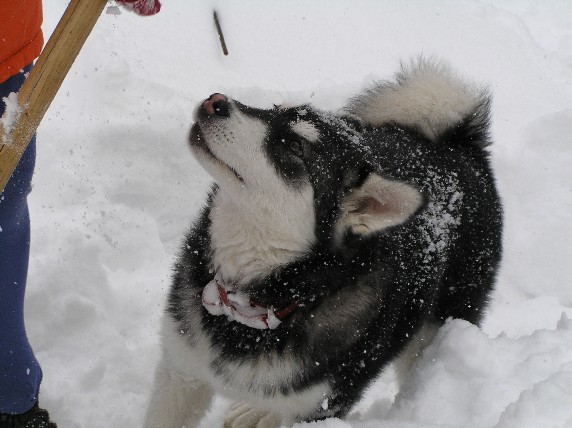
left=116, top=0, right=161, bottom=16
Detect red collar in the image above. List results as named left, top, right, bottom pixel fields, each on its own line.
left=202, top=278, right=300, bottom=329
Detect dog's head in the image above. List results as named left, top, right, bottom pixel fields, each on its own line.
left=189, top=94, right=424, bottom=249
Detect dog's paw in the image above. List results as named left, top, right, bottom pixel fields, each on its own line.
left=224, top=403, right=281, bottom=428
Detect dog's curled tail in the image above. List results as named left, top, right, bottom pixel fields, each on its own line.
left=345, top=57, right=492, bottom=148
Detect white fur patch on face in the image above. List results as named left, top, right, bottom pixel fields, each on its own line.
left=192, top=99, right=317, bottom=285
left=191, top=99, right=317, bottom=285
left=191, top=110, right=269, bottom=189
left=291, top=120, right=320, bottom=142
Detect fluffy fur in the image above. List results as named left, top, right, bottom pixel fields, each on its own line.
left=345, top=58, right=492, bottom=145
left=144, top=59, right=503, bottom=428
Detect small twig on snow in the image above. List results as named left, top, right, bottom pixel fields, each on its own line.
left=213, top=10, right=229, bottom=56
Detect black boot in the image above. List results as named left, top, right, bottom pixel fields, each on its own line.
left=0, top=402, right=56, bottom=428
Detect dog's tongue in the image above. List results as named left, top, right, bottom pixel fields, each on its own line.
left=202, top=279, right=282, bottom=329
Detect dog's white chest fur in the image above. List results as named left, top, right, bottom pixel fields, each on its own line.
left=209, top=189, right=316, bottom=285
left=160, top=316, right=331, bottom=423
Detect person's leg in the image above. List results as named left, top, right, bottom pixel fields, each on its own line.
left=0, top=65, right=42, bottom=415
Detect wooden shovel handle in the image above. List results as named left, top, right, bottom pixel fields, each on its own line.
left=0, top=0, right=107, bottom=193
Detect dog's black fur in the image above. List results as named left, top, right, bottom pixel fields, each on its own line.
left=150, top=60, right=503, bottom=426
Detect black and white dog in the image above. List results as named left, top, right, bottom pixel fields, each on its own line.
left=144, top=59, right=503, bottom=428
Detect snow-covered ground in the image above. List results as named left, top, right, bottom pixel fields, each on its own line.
left=22, top=1, right=572, bottom=427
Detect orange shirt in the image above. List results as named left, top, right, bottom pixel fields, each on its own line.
left=0, top=0, right=43, bottom=83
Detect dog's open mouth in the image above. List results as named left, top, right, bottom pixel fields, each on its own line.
left=189, top=123, right=244, bottom=182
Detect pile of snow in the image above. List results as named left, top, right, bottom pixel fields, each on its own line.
left=388, top=317, right=572, bottom=428
left=22, top=1, right=572, bottom=427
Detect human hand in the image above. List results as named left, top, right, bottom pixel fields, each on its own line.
left=115, top=0, right=161, bottom=16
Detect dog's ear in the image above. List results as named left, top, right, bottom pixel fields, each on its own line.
left=338, top=173, right=424, bottom=236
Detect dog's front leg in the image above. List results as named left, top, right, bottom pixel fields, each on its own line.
left=224, top=403, right=282, bottom=428
left=144, top=354, right=213, bottom=428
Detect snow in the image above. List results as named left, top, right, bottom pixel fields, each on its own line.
left=0, top=92, right=21, bottom=143
left=24, top=0, right=572, bottom=427
left=386, top=316, right=572, bottom=427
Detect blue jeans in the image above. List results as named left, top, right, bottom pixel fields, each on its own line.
left=0, top=64, right=42, bottom=414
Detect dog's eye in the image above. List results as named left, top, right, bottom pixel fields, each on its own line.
left=289, top=140, right=304, bottom=157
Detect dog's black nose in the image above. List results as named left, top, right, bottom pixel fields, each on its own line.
left=201, top=93, right=231, bottom=117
